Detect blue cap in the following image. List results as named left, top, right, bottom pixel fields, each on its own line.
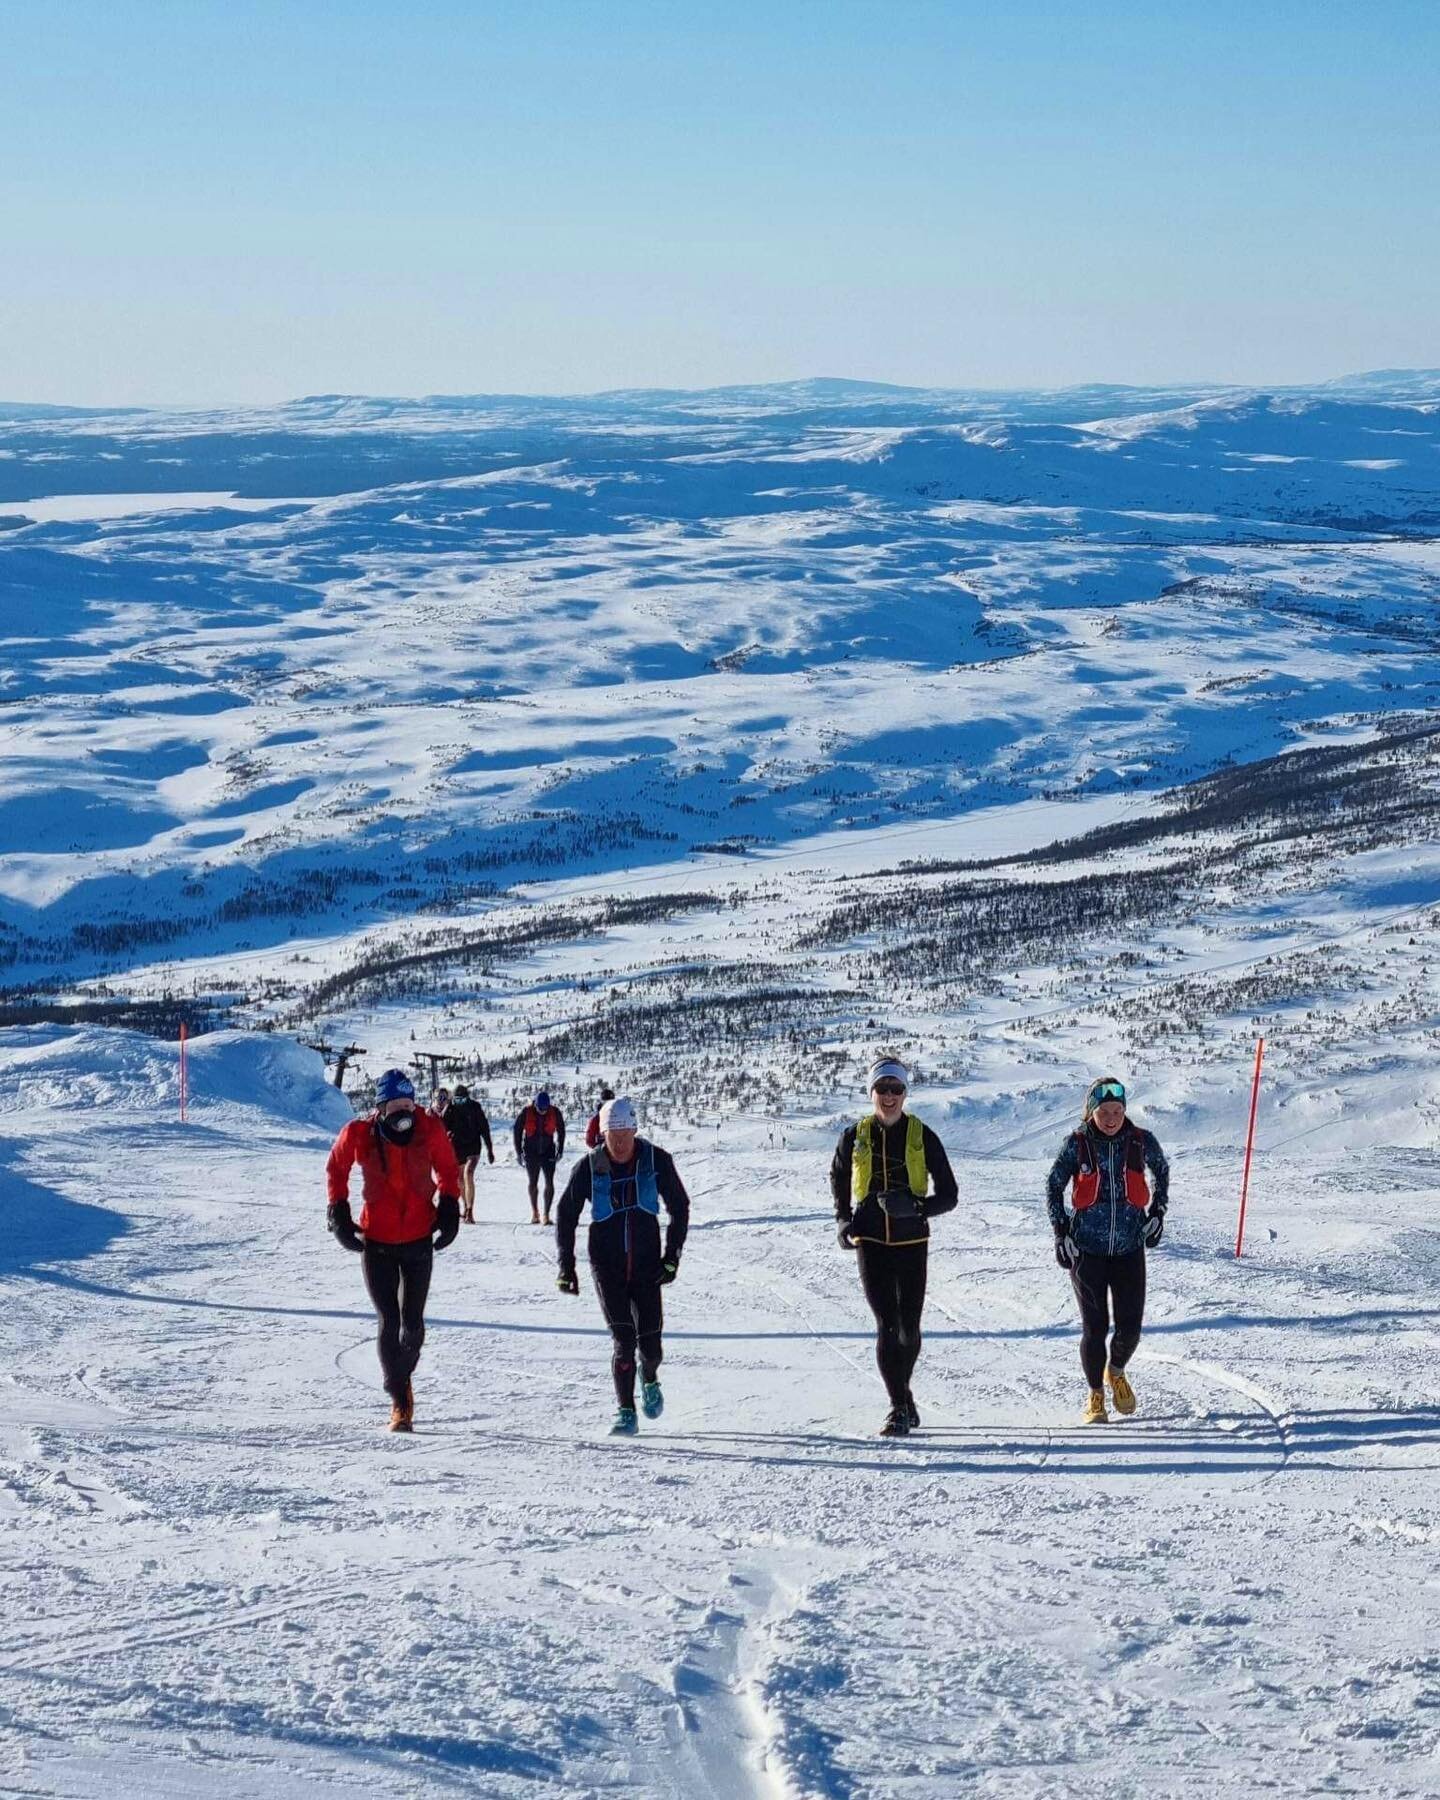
left=535, top=1090, right=551, bottom=1112
left=376, top=1068, right=416, bottom=1105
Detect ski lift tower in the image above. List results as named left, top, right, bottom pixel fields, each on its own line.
left=411, top=1049, right=467, bottom=1098
left=302, top=1038, right=368, bottom=1090
left=331, top=1043, right=367, bottom=1090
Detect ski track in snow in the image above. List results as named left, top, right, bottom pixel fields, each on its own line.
left=3, top=1037, right=1440, bottom=1796
left=4, top=384, right=1440, bottom=1792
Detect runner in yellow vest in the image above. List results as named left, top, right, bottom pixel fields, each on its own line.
left=830, top=1056, right=958, bottom=1437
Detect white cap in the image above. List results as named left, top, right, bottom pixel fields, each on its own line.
left=600, top=1095, right=638, bottom=1132
left=867, top=1056, right=909, bottom=1090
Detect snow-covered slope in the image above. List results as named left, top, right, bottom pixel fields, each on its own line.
left=2, top=1021, right=1438, bottom=1796
left=2, top=377, right=1440, bottom=1795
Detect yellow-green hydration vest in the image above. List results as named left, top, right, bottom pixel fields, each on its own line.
left=852, top=1113, right=928, bottom=1203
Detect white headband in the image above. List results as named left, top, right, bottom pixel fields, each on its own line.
left=867, top=1057, right=909, bottom=1090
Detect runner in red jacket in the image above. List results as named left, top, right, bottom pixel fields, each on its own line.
left=326, top=1069, right=462, bottom=1432
left=584, top=1087, right=616, bottom=1150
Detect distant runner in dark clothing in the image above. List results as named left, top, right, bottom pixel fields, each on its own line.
left=1046, top=1075, right=1170, bottom=1425
left=514, top=1090, right=565, bottom=1225
left=555, top=1095, right=690, bottom=1435
left=832, top=1055, right=958, bottom=1438
left=445, top=1085, right=494, bottom=1223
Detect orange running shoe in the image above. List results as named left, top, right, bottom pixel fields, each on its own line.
left=388, top=1382, right=414, bottom=1433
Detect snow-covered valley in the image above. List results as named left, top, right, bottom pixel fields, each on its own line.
left=2, top=376, right=1440, bottom=1796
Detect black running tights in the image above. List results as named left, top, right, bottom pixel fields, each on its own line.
left=592, top=1264, right=664, bottom=1408
left=361, top=1237, right=434, bottom=1398
left=855, top=1242, right=928, bottom=1408
left=1070, top=1248, right=1146, bottom=1389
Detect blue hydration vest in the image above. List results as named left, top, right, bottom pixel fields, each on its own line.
left=590, top=1141, right=660, bottom=1223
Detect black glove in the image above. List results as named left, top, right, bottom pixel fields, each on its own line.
left=327, top=1200, right=363, bottom=1254
left=837, top=1219, right=857, bottom=1250
left=659, top=1257, right=679, bottom=1285
left=1054, top=1226, right=1080, bottom=1269
left=1143, top=1209, right=1165, bottom=1248
left=433, top=1194, right=461, bottom=1250
left=556, top=1265, right=579, bottom=1296
left=487, top=1151, right=495, bottom=1165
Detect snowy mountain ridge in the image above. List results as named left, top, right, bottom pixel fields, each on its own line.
left=7, top=365, right=1440, bottom=427
left=3, top=374, right=1440, bottom=1794
left=3, top=376, right=1439, bottom=981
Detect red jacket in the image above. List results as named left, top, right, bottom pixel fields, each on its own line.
left=585, top=1113, right=601, bottom=1149
left=326, top=1108, right=461, bottom=1245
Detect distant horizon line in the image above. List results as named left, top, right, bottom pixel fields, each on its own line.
left=3, top=366, right=1438, bottom=417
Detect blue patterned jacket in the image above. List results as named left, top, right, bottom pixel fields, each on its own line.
left=1046, top=1122, right=1170, bottom=1257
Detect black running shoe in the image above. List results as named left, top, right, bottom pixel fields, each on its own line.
left=904, top=1391, right=920, bottom=1430
left=879, top=1408, right=910, bottom=1437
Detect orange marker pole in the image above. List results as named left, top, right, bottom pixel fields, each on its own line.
left=1234, top=1036, right=1264, bottom=1258
left=179, top=1021, right=189, bottom=1125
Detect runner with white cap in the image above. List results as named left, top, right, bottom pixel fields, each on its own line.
left=554, top=1095, right=692, bottom=1435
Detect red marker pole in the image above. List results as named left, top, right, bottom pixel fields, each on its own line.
left=1234, top=1036, right=1264, bottom=1258
left=179, top=1021, right=188, bottom=1126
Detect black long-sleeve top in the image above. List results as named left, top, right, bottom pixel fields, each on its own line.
left=830, top=1112, right=958, bottom=1247
left=444, top=1097, right=492, bottom=1161
left=555, top=1140, right=690, bottom=1276
left=513, top=1106, right=565, bottom=1162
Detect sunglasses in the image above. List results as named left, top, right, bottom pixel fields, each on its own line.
left=1091, top=1082, right=1126, bottom=1103
left=873, top=1081, right=907, bottom=1097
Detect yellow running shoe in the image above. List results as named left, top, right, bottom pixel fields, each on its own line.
left=1081, top=1388, right=1109, bottom=1425
left=1105, top=1366, right=1136, bottom=1415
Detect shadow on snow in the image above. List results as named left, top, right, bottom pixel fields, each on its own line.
left=0, top=1143, right=130, bottom=1276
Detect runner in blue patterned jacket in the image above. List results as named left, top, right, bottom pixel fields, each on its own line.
left=1046, top=1076, right=1169, bottom=1426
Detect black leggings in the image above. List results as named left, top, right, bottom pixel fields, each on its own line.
left=1070, top=1248, right=1146, bottom=1389
left=593, top=1263, right=664, bottom=1408
left=361, top=1237, right=433, bottom=1397
left=855, top=1241, right=928, bottom=1408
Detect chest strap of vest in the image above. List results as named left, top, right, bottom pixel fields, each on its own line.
left=1072, top=1128, right=1150, bottom=1211
left=853, top=1113, right=927, bottom=1203
left=591, top=1142, right=659, bottom=1222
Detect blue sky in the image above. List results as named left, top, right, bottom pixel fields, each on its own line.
left=3, top=0, right=1437, bottom=403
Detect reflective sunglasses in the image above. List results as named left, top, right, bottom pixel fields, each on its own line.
left=872, top=1081, right=907, bottom=1097
left=1091, top=1081, right=1126, bottom=1103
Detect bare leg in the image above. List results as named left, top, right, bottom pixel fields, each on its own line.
left=461, top=1158, right=477, bottom=1221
